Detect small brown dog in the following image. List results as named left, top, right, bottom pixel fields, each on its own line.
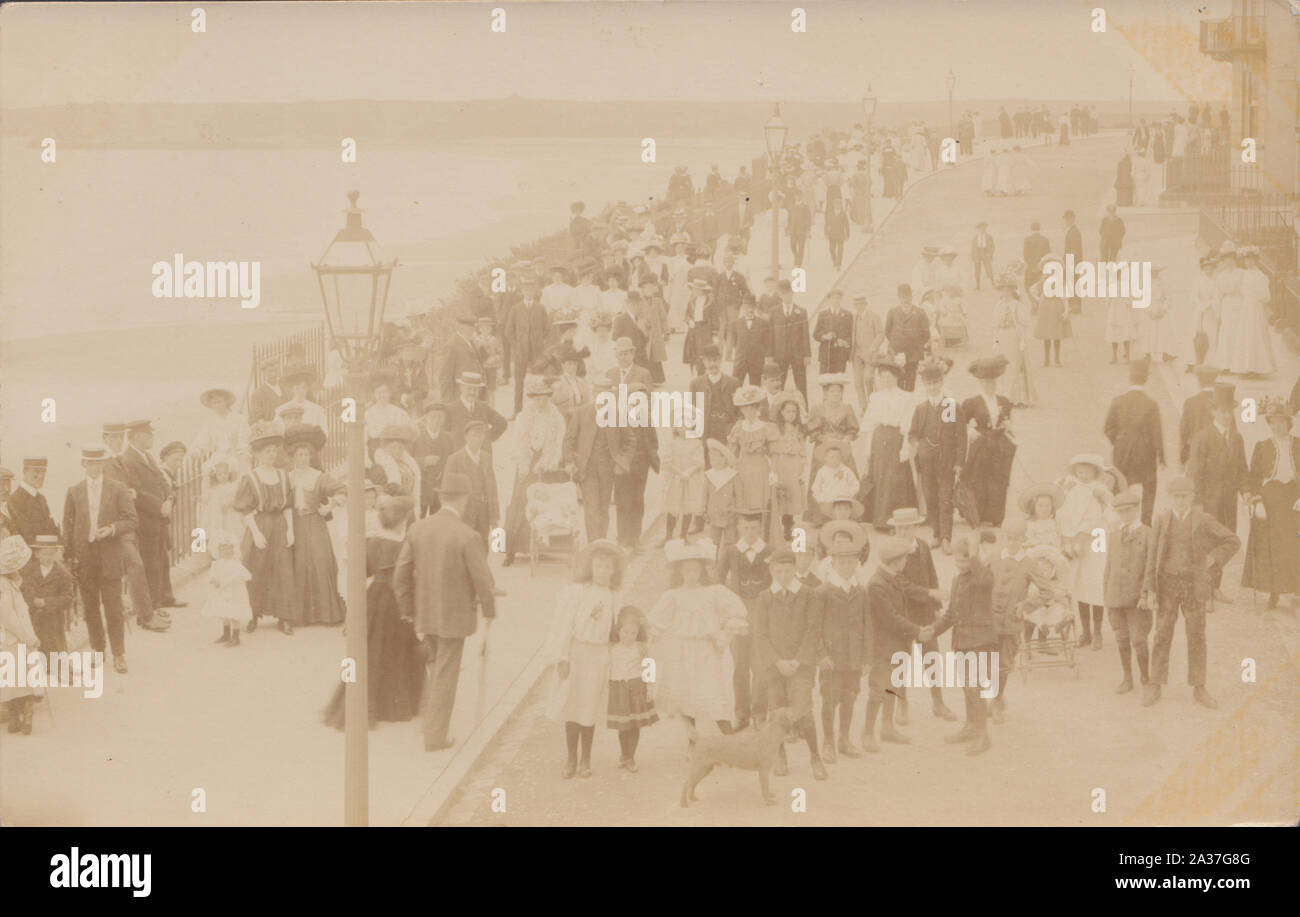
left=680, top=708, right=797, bottom=807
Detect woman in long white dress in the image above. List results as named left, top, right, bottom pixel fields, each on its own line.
left=981, top=152, right=999, bottom=196
left=664, top=241, right=691, bottom=334
left=992, top=276, right=1035, bottom=406
left=647, top=538, right=748, bottom=737
left=1010, top=148, right=1034, bottom=195
left=544, top=540, right=625, bottom=778
left=994, top=151, right=1014, bottom=196
left=1057, top=455, right=1110, bottom=649
left=909, top=126, right=929, bottom=173
left=192, top=387, right=250, bottom=467
left=1216, top=248, right=1276, bottom=376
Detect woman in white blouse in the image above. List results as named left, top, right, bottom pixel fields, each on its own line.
left=857, top=357, right=917, bottom=530
left=192, top=387, right=250, bottom=468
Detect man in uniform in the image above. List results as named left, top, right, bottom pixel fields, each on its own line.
left=1143, top=476, right=1240, bottom=708
left=1103, top=359, right=1165, bottom=524
left=8, top=457, right=59, bottom=545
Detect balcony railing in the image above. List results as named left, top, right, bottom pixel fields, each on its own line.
left=1200, top=16, right=1266, bottom=58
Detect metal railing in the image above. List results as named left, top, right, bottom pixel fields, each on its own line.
left=1200, top=16, right=1266, bottom=56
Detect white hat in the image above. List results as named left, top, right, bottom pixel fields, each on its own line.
left=0, top=534, right=33, bottom=575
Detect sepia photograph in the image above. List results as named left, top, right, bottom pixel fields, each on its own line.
left=0, top=0, right=1297, bottom=862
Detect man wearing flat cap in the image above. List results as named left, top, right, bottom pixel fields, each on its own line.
left=394, top=471, right=497, bottom=752
left=8, top=458, right=59, bottom=545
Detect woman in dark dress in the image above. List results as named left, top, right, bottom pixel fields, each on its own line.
left=234, top=422, right=300, bottom=634
left=323, top=497, right=424, bottom=728
left=286, top=436, right=346, bottom=626
left=959, top=356, right=1016, bottom=528
left=1242, top=397, right=1300, bottom=607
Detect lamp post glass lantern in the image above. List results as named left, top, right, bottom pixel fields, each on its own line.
left=311, top=190, right=396, bottom=828
left=764, top=106, right=788, bottom=280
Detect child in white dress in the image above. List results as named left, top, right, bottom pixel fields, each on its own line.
left=202, top=534, right=254, bottom=646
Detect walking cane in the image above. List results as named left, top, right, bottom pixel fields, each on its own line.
left=475, top=612, right=492, bottom=724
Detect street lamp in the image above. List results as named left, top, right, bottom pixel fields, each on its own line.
left=764, top=104, right=789, bottom=282
left=945, top=70, right=957, bottom=143
left=1128, top=65, right=1136, bottom=129
left=311, top=190, right=397, bottom=827
left=861, top=87, right=878, bottom=231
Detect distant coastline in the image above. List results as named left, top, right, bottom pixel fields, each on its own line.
left=2, top=96, right=1198, bottom=148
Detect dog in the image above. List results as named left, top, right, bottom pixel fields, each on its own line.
left=680, top=708, right=797, bottom=807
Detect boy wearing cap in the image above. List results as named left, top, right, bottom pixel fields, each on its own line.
left=9, top=457, right=59, bottom=545
left=413, top=399, right=454, bottom=518
left=715, top=512, right=772, bottom=730
left=1144, top=476, right=1240, bottom=708
left=752, top=547, right=827, bottom=779
left=932, top=534, right=996, bottom=754
left=816, top=522, right=870, bottom=761
left=1103, top=490, right=1153, bottom=695
left=21, top=535, right=76, bottom=654
left=988, top=518, right=1034, bottom=721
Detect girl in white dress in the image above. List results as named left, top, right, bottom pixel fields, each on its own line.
left=545, top=540, right=625, bottom=779
left=201, top=534, right=254, bottom=646
left=198, top=452, right=243, bottom=554
left=647, top=539, right=749, bottom=739
left=1057, top=454, right=1110, bottom=649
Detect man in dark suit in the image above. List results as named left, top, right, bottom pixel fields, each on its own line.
left=1099, top=204, right=1126, bottom=261
left=443, top=373, right=507, bottom=453
left=437, top=312, right=485, bottom=405
left=713, top=251, right=751, bottom=359
left=612, top=382, right=659, bottom=551
left=812, top=289, right=854, bottom=375
left=249, top=357, right=289, bottom=424
left=1062, top=209, right=1084, bottom=314
left=121, top=420, right=171, bottom=617
left=908, top=356, right=966, bottom=551
left=100, top=421, right=162, bottom=627
left=884, top=284, right=930, bottom=392
left=1142, top=476, right=1240, bottom=708
left=610, top=307, right=651, bottom=377
left=1103, top=360, right=1165, bottom=524
left=441, top=420, right=500, bottom=546
left=1022, top=222, right=1050, bottom=290
left=412, top=398, right=454, bottom=518
left=62, top=445, right=145, bottom=673
left=689, top=345, right=739, bottom=459
left=728, top=296, right=772, bottom=386
left=1179, top=365, right=1219, bottom=467
left=502, top=277, right=552, bottom=414
left=770, top=279, right=811, bottom=400
left=8, top=457, right=58, bottom=545
left=393, top=472, right=497, bottom=752
left=564, top=380, right=624, bottom=543
left=1186, top=384, right=1247, bottom=544
left=970, top=222, right=995, bottom=291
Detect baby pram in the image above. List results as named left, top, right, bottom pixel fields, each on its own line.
left=935, top=288, right=969, bottom=347
left=526, top=475, right=583, bottom=575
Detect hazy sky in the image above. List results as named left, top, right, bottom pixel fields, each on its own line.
left=2, top=0, right=1233, bottom=107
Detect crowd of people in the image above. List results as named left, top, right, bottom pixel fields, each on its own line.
left=2, top=108, right=1290, bottom=817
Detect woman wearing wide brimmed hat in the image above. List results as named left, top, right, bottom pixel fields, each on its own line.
left=993, top=268, right=1036, bottom=406
left=191, top=384, right=250, bottom=468
left=681, top=273, right=717, bottom=374
left=728, top=385, right=780, bottom=533
left=364, top=371, right=414, bottom=453
left=1058, top=452, right=1111, bottom=649
left=647, top=538, right=748, bottom=736
left=1241, top=396, right=1300, bottom=607
left=286, top=427, right=347, bottom=627
left=542, top=539, right=626, bottom=778
left=857, top=355, right=916, bottom=530
left=0, top=534, right=39, bottom=734
left=234, top=421, right=300, bottom=635
left=1214, top=240, right=1276, bottom=377
left=501, top=376, right=567, bottom=567
left=957, top=355, right=1016, bottom=528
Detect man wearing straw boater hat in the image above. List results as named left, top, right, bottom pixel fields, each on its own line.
left=394, top=471, right=498, bottom=753
left=444, top=371, right=507, bottom=453
left=21, top=533, right=76, bottom=654
left=1103, top=358, right=1165, bottom=525
left=8, top=457, right=58, bottom=546
left=412, top=395, right=454, bottom=518
left=63, top=444, right=152, bottom=674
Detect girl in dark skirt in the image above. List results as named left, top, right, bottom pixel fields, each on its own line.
left=959, top=356, right=1016, bottom=528
left=608, top=605, right=657, bottom=772
left=234, top=423, right=300, bottom=634
left=323, top=497, right=424, bottom=729
left=1242, top=397, right=1300, bottom=608
left=682, top=278, right=717, bottom=375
